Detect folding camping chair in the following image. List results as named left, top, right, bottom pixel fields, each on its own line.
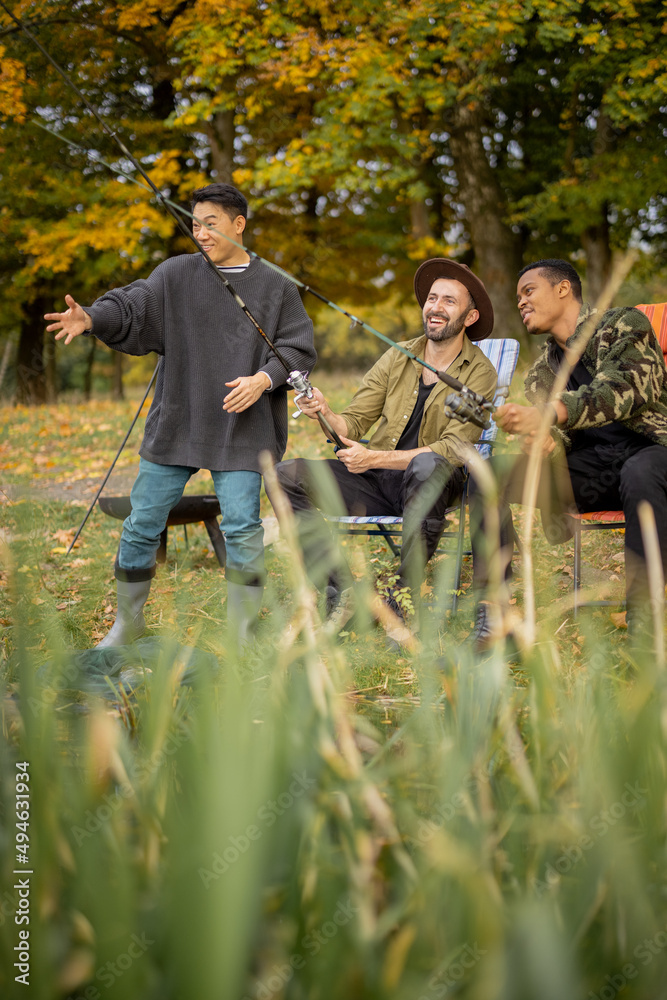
left=325, top=337, right=521, bottom=611
left=571, top=302, right=667, bottom=617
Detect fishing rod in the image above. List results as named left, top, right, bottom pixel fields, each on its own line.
left=66, top=363, right=159, bottom=555
left=0, top=0, right=350, bottom=552
left=0, top=1, right=320, bottom=396
left=3, top=2, right=493, bottom=443
left=32, top=120, right=493, bottom=433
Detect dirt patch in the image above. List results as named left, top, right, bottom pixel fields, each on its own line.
left=1, top=471, right=138, bottom=505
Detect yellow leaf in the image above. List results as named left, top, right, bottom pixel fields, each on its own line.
left=610, top=611, right=627, bottom=629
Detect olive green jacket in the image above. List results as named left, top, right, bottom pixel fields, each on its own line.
left=524, top=304, right=667, bottom=452
left=341, top=334, right=498, bottom=467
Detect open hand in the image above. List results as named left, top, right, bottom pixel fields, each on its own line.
left=44, top=294, right=91, bottom=345
left=223, top=373, right=271, bottom=413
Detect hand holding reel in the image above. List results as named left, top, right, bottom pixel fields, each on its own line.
left=287, top=369, right=346, bottom=449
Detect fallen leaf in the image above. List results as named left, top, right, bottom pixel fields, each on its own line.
left=52, top=528, right=76, bottom=544
left=610, top=611, right=627, bottom=629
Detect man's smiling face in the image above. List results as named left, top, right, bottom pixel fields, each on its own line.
left=192, top=201, right=246, bottom=265
left=516, top=268, right=567, bottom=335
left=422, top=277, right=477, bottom=342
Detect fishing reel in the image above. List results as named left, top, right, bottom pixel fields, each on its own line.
left=444, top=387, right=494, bottom=429
left=287, top=370, right=313, bottom=418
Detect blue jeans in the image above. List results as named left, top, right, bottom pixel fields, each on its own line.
left=116, top=458, right=265, bottom=586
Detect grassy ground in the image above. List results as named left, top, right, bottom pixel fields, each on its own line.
left=0, top=370, right=630, bottom=686
left=2, top=373, right=664, bottom=1000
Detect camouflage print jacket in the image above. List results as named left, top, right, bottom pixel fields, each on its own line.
left=524, top=303, right=667, bottom=452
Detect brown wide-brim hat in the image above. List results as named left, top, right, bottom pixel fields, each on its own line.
left=413, top=258, right=494, bottom=341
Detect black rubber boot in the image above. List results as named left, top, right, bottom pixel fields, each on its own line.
left=471, top=601, right=497, bottom=653
left=227, top=582, right=264, bottom=648
left=95, top=579, right=151, bottom=648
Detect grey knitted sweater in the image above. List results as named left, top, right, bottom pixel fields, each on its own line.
left=84, top=255, right=317, bottom=472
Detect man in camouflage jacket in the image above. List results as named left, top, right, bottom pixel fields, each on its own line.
left=470, top=257, right=667, bottom=648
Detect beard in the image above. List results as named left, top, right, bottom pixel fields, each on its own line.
left=422, top=309, right=469, bottom=342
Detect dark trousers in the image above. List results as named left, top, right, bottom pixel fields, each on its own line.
left=273, top=452, right=465, bottom=593
left=469, top=441, right=667, bottom=609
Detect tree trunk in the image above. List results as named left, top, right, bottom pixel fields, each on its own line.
left=410, top=199, right=433, bottom=241
left=394, top=105, right=435, bottom=243
left=207, top=108, right=236, bottom=182
left=83, top=337, right=96, bottom=402
left=582, top=212, right=612, bottom=302
left=44, top=329, right=57, bottom=403
left=112, top=352, right=124, bottom=400
left=0, top=338, right=13, bottom=396
left=581, top=114, right=615, bottom=300
left=448, top=104, right=524, bottom=341
left=15, top=295, right=51, bottom=405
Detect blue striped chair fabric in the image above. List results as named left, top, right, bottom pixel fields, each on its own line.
left=324, top=337, right=521, bottom=610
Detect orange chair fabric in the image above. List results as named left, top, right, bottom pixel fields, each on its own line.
left=636, top=302, right=667, bottom=358
left=570, top=303, right=666, bottom=526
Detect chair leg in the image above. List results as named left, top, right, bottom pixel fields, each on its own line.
left=452, top=499, right=468, bottom=614
left=374, top=524, right=401, bottom=557
left=204, top=518, right=227, bottom=568
left=573, top=521, right=582, bottom=619
left=157, top=527, right=168, bottom=564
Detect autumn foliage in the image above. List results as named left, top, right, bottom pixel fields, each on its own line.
left=0, top=0, right=665, bottom=401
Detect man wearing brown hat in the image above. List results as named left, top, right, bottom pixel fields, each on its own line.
left=272, top=258, right=497, bottom=622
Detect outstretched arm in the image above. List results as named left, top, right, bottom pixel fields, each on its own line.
left=44, top=294, right=92, bottom=345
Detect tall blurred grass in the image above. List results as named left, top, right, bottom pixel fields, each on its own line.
left=2, top=485, right=667, bottom=1000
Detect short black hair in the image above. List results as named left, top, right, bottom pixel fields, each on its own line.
left=191, top=183, right=248, bottom=221
left=518, top=258, right=583, bottom=303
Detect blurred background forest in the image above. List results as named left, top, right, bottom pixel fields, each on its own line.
left=0, top=0, right=666, bottom=404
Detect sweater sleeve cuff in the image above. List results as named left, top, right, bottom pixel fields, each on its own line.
left=558, top=391, right=582, bottom=427
left=261, top=358, right=287, bottom=387
left=83, top=303, right=119, bottom=340
left=81, top=307, right=94, bottom=335
left=258, top=369, right=274, bottom=390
